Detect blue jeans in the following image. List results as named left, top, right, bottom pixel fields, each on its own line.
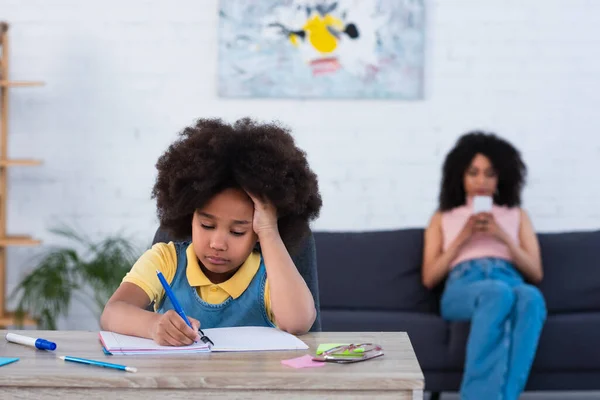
left=441, top=258, right=547, bottom=400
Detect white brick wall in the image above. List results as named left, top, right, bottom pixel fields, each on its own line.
left=1, top=0, right=599, bottom=329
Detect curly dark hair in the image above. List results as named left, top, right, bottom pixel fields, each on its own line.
left=152, top=117, right=322, bottom=254
left=438, top=131, right=527, bottom=211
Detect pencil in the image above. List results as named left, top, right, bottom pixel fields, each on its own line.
left=59, top=355, right=138, bottom=373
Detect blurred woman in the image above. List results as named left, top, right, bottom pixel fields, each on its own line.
left=422, top=131, right=546, bottom=400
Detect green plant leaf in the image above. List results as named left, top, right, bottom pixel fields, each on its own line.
left=78, top=236, right=138, bottom=310
left=12, top=249, right=80, bottom=329
left=11, top=225, right=142, bottom=330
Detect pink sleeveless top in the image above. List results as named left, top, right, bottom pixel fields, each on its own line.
left=441, top=198, right=521, bottom=268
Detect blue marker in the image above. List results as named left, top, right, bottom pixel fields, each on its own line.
left=5, top=333, right=57, bottom=351
left=60, top=356, right=137, bottom=373
left=156, top=270, right=214, bottom=347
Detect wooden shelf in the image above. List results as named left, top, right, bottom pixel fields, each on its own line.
left=0, top=80, right=44, bottom=87
left=0, top=311, right=38, bottom=328
left=0, top=22, right=44, bottom=328
left=0, top=236, right=41, bottom=247
left=0, top=159, right=42, bottom=167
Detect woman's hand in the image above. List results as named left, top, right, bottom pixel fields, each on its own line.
left=473, top=212, right=509, bottom=242
left=456, top=214, right=478, bottom=246
left=246, top=192, right=279, bottom=238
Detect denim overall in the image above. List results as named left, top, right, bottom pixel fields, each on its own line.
left=157, top=242, right=274, bottom=328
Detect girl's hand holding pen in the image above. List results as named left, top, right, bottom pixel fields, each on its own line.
left=150, top=310, right=201, bottom=346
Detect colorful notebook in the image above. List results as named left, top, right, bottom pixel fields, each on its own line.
left=99, top=326, right=309, bottom=355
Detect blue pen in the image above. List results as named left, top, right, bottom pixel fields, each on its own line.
left=60, top=356, right=137, bottom=373
left=156, top=270, right=214, bottom=347
left=156, top=270, right=194, bottom=329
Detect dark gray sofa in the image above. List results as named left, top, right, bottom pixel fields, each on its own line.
left=315, top=228, right=600, bottom=394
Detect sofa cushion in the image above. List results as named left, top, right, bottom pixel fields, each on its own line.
left=445, top=312, right=600, bottom=371
left=315, top=229, right=440, bottom=313
left=533, top=312, right=600, bottom=371
left=321, top=309, right=451, bottom=370
left=537, top=230, right=600, bottom=313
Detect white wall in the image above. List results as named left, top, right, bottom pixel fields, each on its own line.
left=1, top=0, right=599, bottom=329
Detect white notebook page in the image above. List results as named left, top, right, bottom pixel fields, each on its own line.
left=205, top=326, right=309, bottom=352
left=99, top=331, right=210, bottom=354
left=99, top=326, right=308, bottom=355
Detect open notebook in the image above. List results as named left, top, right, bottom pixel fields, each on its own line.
left=99, top=326, right=309, bottom=355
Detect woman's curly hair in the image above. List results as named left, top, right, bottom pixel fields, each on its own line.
left=152, top=117, right=322, bottom=254
left=439, top=131, right=527, bottom=211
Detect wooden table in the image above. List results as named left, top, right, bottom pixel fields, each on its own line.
left=0, top=330, right=424, bottom=399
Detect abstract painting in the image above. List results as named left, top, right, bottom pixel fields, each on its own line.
left=218, top=0, right=425, bottom=99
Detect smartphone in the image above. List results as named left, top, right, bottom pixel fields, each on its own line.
left=473, top=195, right=493, bottom=214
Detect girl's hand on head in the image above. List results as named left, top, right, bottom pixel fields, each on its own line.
left=150, top=310, right=201, bottom=346
left=246, top=192, right=279, bottom=238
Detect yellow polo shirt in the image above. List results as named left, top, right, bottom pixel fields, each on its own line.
left=122, top=242, right=274, bottom=322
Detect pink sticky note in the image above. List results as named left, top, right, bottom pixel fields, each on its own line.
left=281, top=355, right=325, bottom=369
